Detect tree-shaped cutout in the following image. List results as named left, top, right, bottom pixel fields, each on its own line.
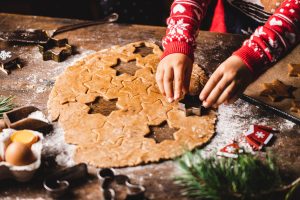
left=145, top=121, right=179, bottom=143
left=87, top=97, right=118, bottom=116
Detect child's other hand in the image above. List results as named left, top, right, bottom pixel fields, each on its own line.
left=156, top=53, right=193, bottom=102
left=200, top=55, right=253, bottom=108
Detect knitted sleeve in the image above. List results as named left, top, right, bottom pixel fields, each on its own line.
left=233, top=0, right=300, bottom=77
left=161, top=0, right=210, bottom=60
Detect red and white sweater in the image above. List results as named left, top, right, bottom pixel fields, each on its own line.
left=162, top=0, right=300, bottom=76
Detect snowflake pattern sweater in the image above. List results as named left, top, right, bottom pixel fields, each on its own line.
left=162, top=0, right=300, bottom=76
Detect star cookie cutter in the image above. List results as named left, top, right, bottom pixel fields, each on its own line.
left=178, top=95, right=203, bottom=116
left=0, top=49, right=21, bottom=75
left=38, top=38, right=73, bottom=62
left=98, top=168, right=146, bottom=200
left=43, top=163, right=88, bottom=198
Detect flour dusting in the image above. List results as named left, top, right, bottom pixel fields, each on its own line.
left=42, top=123, right=75, bottom=167
left=202, top=99, right=296, bottom=157
left=27, top=111, right=49, bottom=123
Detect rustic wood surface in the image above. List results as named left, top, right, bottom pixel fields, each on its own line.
left=0, top=13, right=299, bottom=199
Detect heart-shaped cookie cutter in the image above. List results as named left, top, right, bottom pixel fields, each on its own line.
left=98, top=168, right=146, bottom=200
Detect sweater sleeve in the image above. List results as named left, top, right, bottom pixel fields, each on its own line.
left=233, top=0, right=300, bottom=77
left=161, top=0, right=210, bottom=60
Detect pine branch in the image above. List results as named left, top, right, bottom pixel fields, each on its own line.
left=0, top=96, right=15, bottom=118
left=175, top=151, right=283, bottom=200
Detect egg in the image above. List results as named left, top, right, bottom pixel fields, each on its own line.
left=10, top=130, right=39, bottom=147
left=5, top=142, right=36, bottom=166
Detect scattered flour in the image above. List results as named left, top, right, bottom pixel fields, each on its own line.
left=42, top=123, right=75, bottom=167
left=27, top=110, right=49, bottom=123
left=201, top=99, right=296, bottom=157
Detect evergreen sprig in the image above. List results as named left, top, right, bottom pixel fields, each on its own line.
left=175, top=151, right=283, bottom=200
left=0, top=96, right=15, bottom=118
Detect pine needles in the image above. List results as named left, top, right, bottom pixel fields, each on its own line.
left=175, top=151, right=283, bottom=200
left=0, top=96, right=15, bottom=118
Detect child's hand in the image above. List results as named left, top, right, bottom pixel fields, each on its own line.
left=200, top=55, right=253, bottom=108
left=156, top=53, right=193, bottom=102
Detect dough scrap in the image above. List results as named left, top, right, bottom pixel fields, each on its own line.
left=260, top=79, right=295, bottom=102
left=288, top=63, right=300, bottom=77
left=290, top=100, right=300, bottom=114
left=47, top=41, right=216, bottom=168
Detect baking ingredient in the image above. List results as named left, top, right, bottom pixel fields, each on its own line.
left=288, top=63, right=300, bottom=77
left=27, top=111, right=49, bottom=123
left=47, top=42, right=216, bottom=168
left=260, top=79, right=295, bottom=102
left=5, top=142, right=36, bottom=166
left=290, top=100, right=300, bottom=114
left=10, top=130, right=39, bottom=147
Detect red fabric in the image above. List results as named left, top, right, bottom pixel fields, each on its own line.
left=209, top=0, right=227, bottom=33
left=162, top=0, right=300, bottom=77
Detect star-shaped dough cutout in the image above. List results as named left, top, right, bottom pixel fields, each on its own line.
left=290, top=100, right=300, bottom=114
left=260, top=79, right=295, bottom=102
left=288, top=63, right=300, bottom=77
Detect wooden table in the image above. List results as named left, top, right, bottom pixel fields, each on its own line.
left=0, top=13, right=299, bottom=199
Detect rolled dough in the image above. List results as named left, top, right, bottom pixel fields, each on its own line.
left=47, top=42, right=216, bottom=167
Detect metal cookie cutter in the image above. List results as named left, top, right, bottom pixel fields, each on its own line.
left=98, top=168, right=146, bottom=200
left=38, top=38, right=73, bottom=62
left=2, top=106, right=52, bottom=133
left=179, top=95, right=203, bottom=116
left=0, top=49, right=21, bottom=75
left=43, top=163, right=88, bottom=198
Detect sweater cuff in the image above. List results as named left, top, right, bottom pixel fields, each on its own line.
left=233, top=45, right=267, bottom=77
left=161, top=42, right=194, bottom=61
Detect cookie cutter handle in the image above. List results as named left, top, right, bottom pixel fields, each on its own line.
left=53, top=13, right=119, bottom=36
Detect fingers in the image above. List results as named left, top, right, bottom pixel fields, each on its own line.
left=226, top=85, right=246, bottom=104
left=156, top=64, right=165, bottom=96
left=202, top=75, right=230, bottom=108
left=214, top=81, right=236, bottom=106
left=199, top=69, right=222, bottom=102
left=164, top=67, right=174, bottom=102
left=174, top=66, right=184, bottom=100
left=183, top=63, right=193, bottom=95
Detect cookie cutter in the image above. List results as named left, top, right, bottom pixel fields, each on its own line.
left=38, top=38, right=74, bottom=62
left=2, top=106, right=52, bottom=133
left=178, top=95, right=203, bottom=116
left=0, top=49, right=22, bottom=75
left=43, top=163, right=88, bottom=198
left=98, top=168, right=146, bottom=200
